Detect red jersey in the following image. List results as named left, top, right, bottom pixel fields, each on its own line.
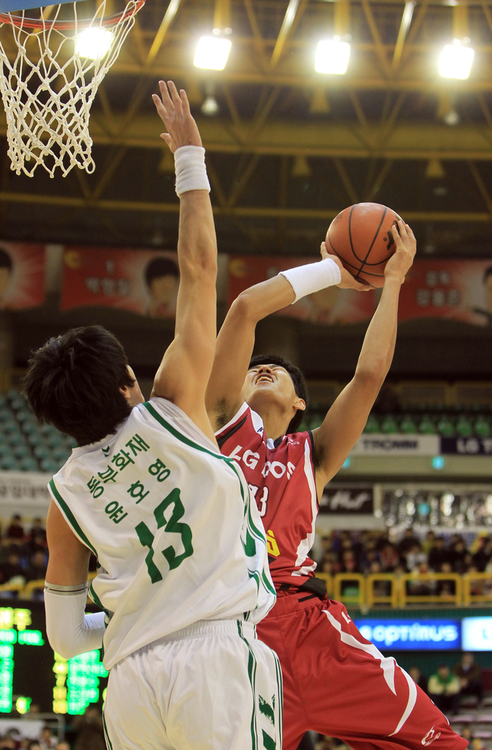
left=216, top=402, right=318, bottom=588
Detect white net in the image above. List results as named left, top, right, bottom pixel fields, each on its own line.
left=0, top=0, right=144, bottom=177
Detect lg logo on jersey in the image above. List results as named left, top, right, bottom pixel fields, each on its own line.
left=421, top=728, right=441, bottom=746
left=228, top=445, right=295, bottom=479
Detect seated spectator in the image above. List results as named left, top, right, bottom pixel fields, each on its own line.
left=408, top=665, right=428, bottom=694
left=428, top=536, right=451, bottom=572
left=403, top=543, right=427, bottom=573
left=460, top=726, right=486, bottom=750
left=436, top=562, right=457, bottom=598
left=0, top=551, right=25, bottom=585
left=398, top=528, right=421, bottom=559
left=39, top=726, right=56, bottom=750
left=340, top=550, right=360, bottom=574
left=72, top=706, right=105, bottom=750
left=472, top=536, right=492, bottom=572
left=379, top=542, right=400, bottom=572
left=3, top=514, right=24, bottom=547
left=421, top=530, right=436, bottom=556
left=428, top=664, right=461, bottom=716
left=27, top=517, right=47, bottom=553
left=406, top=561, right=435, bottom=597
left=449, top=540, right=468, bottom=574
left=25, top=549, right=47, bottom=582
left=453, top=652, right=483, bottom=707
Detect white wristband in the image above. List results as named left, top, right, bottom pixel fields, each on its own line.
left=279, top=258, right=341, bottom=303
left=174, top=145, right=211, bottom=196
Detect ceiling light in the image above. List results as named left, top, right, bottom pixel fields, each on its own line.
left=443, top=109, right=460, bottom=126
left=439, top=39, right=474, bottom=80
left=75, top=27, right=113, bottom=60
left=194, top=35, right=232, bottom=70
left=315, top=37, right=350, bottom=75
left=201, top=95, right=219, bottom=116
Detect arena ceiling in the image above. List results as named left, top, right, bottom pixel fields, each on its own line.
left=1, top=0, right=492, bottom=257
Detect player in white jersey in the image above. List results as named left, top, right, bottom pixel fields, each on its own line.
left=24, top=81, right=282, bottom=750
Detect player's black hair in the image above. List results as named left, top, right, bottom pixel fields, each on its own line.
left=0, top=248, right=12, bottom=271
left=483, top=266, right=492, bottom=284
left=144, top=256, right=179, bottom=288
left=249, top=354, right=309, bottom=434
left=23, top=325, right=135, bottom=447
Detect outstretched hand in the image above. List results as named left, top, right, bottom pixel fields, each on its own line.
left=383, top=219, right=416, bottom=284
left=320, top=242, right=371, bottom=291
left=152, top=80, right=202, bottom=153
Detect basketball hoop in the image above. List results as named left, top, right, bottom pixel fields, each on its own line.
left=0, top=0, right=145, bottom=178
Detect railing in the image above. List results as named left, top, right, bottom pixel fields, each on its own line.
left=2, top=572, right=492, bottom=607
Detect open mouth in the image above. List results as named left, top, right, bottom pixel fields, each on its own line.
left=255, top=374, right=274, bottom=384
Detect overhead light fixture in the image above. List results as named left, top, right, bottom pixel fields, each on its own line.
left=201, top=94, right=220, bottom=116
left=75, top=27, right=113, bottom=60
left=194, top=30, right=232, bottom=70
left=315, top=37, right=350, bottom=75
left=439, top=39, right=474, bottom=80
left=425, top=158, right=445, bottom=179
left=291, top=156, right=312, bottom=178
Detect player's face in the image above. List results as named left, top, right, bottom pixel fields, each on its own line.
left=121, top=366, right=145, bottom=407
left=242, top=364, right=304, bottom=414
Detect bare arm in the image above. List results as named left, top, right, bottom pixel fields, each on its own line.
left=46, top=500, right=91, bottom=585
left=206, top=249, right=366, bottom=429
left=312, top=220, right=416, bottom=496
left=150, top=81, right=217, bottom=441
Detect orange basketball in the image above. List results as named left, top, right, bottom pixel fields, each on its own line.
left=326, top=203, right=401, bottom=288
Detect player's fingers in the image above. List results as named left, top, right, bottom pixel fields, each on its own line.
left=167, top=81, right=183, bottom=116
left=152, top=93, right=168, bottom=119
left=160, top=133, right=173, bottom=148
left=180, top=89, right=192, bottom=117
left=158, top=80, right=174, bottom=112
left=320, top=241, right=329, bottom=259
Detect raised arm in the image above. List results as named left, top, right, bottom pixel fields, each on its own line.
left=206, top=248, right=367, bottom=430
left=150, top=82, right=217, bottom=440
left=312, top=219, right=416, bottom=496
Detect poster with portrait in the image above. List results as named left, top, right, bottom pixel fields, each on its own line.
left=398, top=259, right=492, bottom=325
left=0, top=242, right=45, bottom=310
left=227, top=256, right=376, bottom=325
left=61, top=247, right=179, bottom=318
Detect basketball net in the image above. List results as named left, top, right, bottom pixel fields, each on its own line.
left=0, top=0, right=145, bottom=177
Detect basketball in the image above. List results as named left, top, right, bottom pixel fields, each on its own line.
left=326, top=202, right=402, bottom=288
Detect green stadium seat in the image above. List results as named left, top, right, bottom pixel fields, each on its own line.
left=474, top=415, right=490, bottom=438
left=456, top=415, right=473, bottom=437
left=47, top=433, right=64, bottom=449
left=418, top=415, right=436, bottom=434
left=380, top=415, right=399, bottom=433
left=19, top=457, right=39, bottom=472
left=436, top=415, right=455, bottom=437
left=27, top=433, right=44, bottom=448
left=34, top=445, right=51, bottom=461
left=364, top=415, right=380, bottom=433
left=40, top=458, right=60, bottom=474
left=0, top=455, right=19, bottom=471
left=399, top=415, right=417, bottom=434
left=53, top=447, right=70, bottom=464
left=12, top=445, right=31, bottom=460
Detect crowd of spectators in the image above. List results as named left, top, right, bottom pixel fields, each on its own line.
left=0, top=515, right=48, bottom=589
left=315, top=528, right=492, bottom=580
left=0, top=705, right=105, bottom=750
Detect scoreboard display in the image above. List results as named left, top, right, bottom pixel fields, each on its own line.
left=0, top=598, right=107, bottom=716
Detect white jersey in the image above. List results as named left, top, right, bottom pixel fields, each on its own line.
left=49, top=398, right=276, bottom=670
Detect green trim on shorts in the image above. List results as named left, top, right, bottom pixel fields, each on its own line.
left=49, top=479, right=97, bottom=556
left=237, top=620, right=259, bottom=750
left=102, top=708, right=113, bottom=750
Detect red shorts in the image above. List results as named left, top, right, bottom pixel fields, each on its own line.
left=257, top=594, right=468, bottom=750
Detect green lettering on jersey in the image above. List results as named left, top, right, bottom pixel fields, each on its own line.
left=135, top=488, right=194, bottom=583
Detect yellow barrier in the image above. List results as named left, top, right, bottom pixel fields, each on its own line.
left=333, top=573, right=365, bottom=607
left=463, top=572, right=492, bottom=606
left=366, top=573, right=399, bottom=608
left=399, top=573, right=462, bottom=607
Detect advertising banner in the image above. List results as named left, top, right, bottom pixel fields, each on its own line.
left=355, top=619, right=461, bottom=650
left=399, top=259, right=492, bottom=325
left=0, top=241, right=45, bottom=310
left=61, top=247, right=179, bottom=318
left=350, top=435, right=440, bottom=456
left=319, top=486, right=373, bottom=514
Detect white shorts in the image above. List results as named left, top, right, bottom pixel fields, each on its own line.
left=103, top=619, right=283, bottom=750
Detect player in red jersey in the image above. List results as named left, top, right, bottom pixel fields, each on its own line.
left=207, top=221, right=468, bottom=750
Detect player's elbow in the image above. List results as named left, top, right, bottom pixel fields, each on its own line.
left=46, top=630, right=79, bottom=661
left=229, top=289, right=261, bottom=324
left=354, top=362, right=389, bottom=393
